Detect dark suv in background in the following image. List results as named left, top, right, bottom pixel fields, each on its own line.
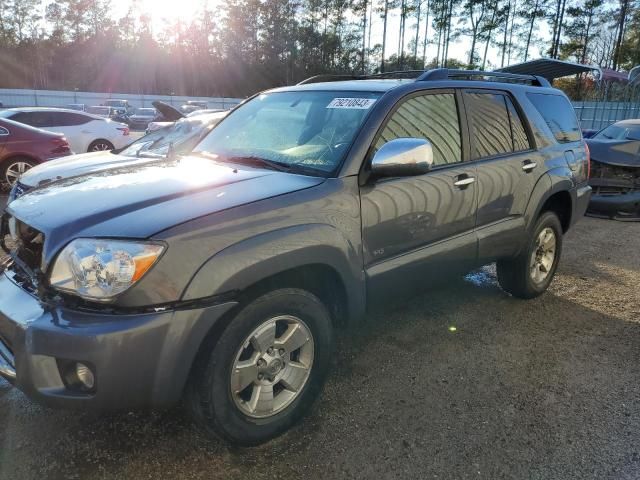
left=0, top=69, right=591, bottom=445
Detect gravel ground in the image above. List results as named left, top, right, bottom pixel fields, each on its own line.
left=1, top=213, right=639, bottom=480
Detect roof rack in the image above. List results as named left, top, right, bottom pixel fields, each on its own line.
left=416, top=68, right=551, bottom=86
left=297, top=71, right=426, bottom=85
left=297, top=68, right=552, bottom=87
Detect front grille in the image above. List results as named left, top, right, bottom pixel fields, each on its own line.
left=1, top=213, right=44, bottom=293
left=589, top=160, right=640, bottom=196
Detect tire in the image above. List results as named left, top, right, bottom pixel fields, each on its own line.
left=0, top=157, right=37, bottom=186
left=497, top=211, right=563, bottom=299
left=189, top=288, right=334, bottom=446
left=87, top=139, right=114, bottom=152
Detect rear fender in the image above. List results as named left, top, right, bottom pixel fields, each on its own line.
left=523, top=166, right=574, bottom=236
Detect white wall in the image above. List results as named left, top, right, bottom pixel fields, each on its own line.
left=0, top=88, right=243, bottom=109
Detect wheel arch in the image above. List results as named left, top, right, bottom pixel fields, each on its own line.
left=524, top=171, right=574, bottom=234
left=182, top=223, right=366, bottom=325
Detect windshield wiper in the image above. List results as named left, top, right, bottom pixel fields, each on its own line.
left=228, top=155, right=295, bottom=172
left=192, top=151, right=326, bottom=177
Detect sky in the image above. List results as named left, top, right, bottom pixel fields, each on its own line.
left=107, top=0, right=550, bottom=69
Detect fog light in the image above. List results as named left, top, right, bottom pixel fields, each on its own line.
left=75, top=363, right=95, bottom=390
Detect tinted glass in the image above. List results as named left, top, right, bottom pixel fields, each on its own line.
left=0, top=126, right=8, bottom=136
left=195, top=91, right=380, bottom=175
left=54, top=112, right=91, bottom=126
left=88, top=106, right=110, bottom=115
left=375, top=93, right=461, bottom=166
left=466, top=92, right=512, bottom=159
left=527, top=93, right=581, bottom=143
left=505, top=96, right=531, bottom=151
left=135, top=108, right=156, bottom=116
left=6, top=111, right=39, bottom=126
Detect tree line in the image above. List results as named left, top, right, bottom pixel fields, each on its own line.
left=0, top=0, right=638, bottom=98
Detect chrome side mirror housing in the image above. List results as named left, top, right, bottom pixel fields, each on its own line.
left=370, top=138, right=434, bottom=179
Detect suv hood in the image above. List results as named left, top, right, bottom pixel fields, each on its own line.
left=586, top=138, right=640, bottom=167
left=18, top=151, right=155, bottom=187
left=8, top=155, right=325, bottom=267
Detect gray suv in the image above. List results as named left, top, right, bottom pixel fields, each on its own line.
left=0, top=69, right=591, bottom=445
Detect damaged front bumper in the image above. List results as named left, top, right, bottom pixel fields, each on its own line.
left=587, top=160, right=640, bottom=221
left=0, top=268, right=238, bottom=410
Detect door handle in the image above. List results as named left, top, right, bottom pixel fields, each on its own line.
left=522, top=160, right=537, bottom=172
left=454, top=176, right=475, bottom=187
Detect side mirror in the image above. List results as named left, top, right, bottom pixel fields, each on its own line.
left=370, top=138, right=434, bottom=179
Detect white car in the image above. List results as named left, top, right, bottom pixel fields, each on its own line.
left=0, top=107, right=130, bottom=152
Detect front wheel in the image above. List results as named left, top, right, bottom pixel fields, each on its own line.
left=87, top=139, right=114, bottom=152
left=497, top=211, right=563, bottom=299
left=190, top=288, right=333, bottom=445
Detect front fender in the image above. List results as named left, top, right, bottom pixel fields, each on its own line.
left=182, top=223, right=366, bottom=320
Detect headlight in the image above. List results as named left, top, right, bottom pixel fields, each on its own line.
left=49, top=239, right=165, bottom=301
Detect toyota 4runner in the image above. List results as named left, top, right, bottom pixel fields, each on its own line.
left=0, top=69, right=591, bottom=445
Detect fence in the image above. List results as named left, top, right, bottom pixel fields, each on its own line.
left=0, top=88, right=242, bottom=110
left=568, top=78, right=640, bottom=131
left=1, top=87, right=639, bottom=132
left=573, top=101, right=640, bottom=130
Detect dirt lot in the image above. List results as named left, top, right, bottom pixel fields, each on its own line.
left=1, top=214, right=639, bottom=480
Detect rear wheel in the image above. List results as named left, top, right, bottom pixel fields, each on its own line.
left=1, top=157, right=36, bottom=186
left=88, top=139, right=114, bottom=152
left=189, top=288, right=333, bottom=445
left=497, top=211, right=563, bottom=299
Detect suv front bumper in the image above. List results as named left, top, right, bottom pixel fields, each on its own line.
left=0, top=271, right=237, bottom=410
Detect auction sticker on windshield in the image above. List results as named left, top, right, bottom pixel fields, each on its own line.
left=327, top=98, right=376, bottom=109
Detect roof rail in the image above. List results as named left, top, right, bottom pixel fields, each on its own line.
left=297, top=74, right=365, bottom=85
left=297, top=68, right=552, bottom=87
left=297, top=70, right=424, bottom=85
left=416, top=68, right=551, bottom=87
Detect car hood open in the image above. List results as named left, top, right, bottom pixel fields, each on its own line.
left=586, top=139, right=640, bottom=167
left=152, top=101, right=184, bottom=121
left=7, top=155, right=325, bottom=267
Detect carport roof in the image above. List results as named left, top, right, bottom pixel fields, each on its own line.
left=495, top=58, right=599, bottom=80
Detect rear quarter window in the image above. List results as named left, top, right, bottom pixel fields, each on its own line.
left=527, top=93, right=581, bottom=143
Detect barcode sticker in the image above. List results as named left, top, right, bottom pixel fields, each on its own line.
left=326, top=98, right=376, bottom=109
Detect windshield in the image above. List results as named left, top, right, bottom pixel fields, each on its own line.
left=119, top=113, right=226, bottom=157
left=135, top=108, right=156, bottom=116
left=595, top=125, right=626, bottom=140
left=88, top=106, right=109, bottom=115
left=193, top=91, right=380, bottom=176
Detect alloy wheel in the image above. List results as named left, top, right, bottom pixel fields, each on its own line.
left=91, top=142, right=112, bottom=151
left=529, top=227, right=557, bottom=284
left=5, top=161, right=32, bottom=185
left=230, top=315, right=314, bottom=419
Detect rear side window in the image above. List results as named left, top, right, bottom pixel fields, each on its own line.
left=0, top=126, right=8, bottom=136
left=53, top=112, right=92, bottom=126
left=8, top=111, right=39, bottom=127
left=375, top=93, right=462, bottom=166
left=465, top=92, right=513, bottom=159
left=527, top=93, right=581, bottom=143
left=504, top=97, right=531, bottom=152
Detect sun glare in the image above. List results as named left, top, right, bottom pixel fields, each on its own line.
left=137, top=0, right=209, bottom=27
